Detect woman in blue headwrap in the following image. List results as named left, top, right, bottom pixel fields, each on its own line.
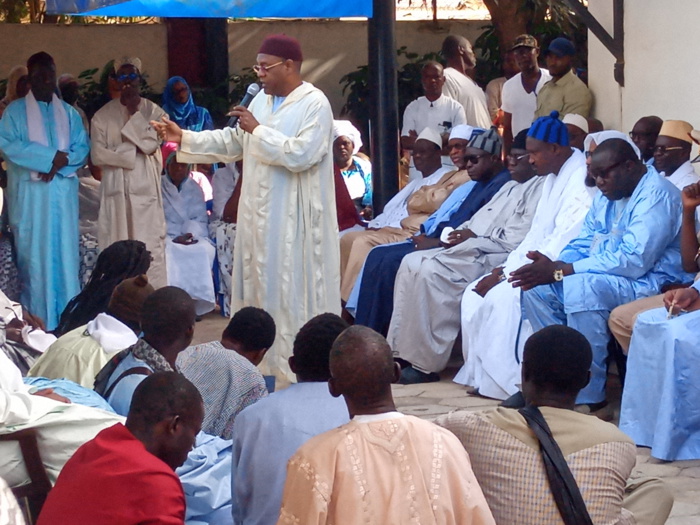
left=161, top=76, right=214, bottom=131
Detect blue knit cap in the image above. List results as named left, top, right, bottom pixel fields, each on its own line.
left=527, top=111, right=569, bottom=146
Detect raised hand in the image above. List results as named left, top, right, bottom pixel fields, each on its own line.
left=682, top=182, right=700, bottom=211
left=151, top=115, right=183, bottom=144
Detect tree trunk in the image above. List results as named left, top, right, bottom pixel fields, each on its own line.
left=482, top=0, right=536, bottom=55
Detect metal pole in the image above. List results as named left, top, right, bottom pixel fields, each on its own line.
left=368, top=0, right=399, bottom=213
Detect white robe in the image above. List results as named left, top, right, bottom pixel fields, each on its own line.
left=389, top=176, right=545, bottom=374
left=91, top=98, right=168, bottom=289
left=162, top=175, right=216, bottom=316
left=178, top=82, right=340, bottom=383
left=443, top=67, right=492, bottom=129
left=0, top=350, right=123, bottom=488
left=454, top=149, right=595, bottom=399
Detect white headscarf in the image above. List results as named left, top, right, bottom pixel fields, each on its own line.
left=584, top=130, right=641, bottom=159
left=333, top=120, right=363, bottom=154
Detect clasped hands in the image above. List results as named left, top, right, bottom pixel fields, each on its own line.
left=508, top=251, right=572, bottom=291
left=473, top=251, right=562, bottom=298
left=173, top=233, right=198, bottom=245
left=39, top=150, right=68, bottom=183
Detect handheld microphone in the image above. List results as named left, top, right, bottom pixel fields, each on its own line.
left=227, top=83, right=261, bottom=128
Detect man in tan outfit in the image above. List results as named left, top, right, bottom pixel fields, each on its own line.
left=438, top=325, right=673, bottom=525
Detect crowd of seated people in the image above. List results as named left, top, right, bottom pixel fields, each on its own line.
left=0, top=28, right=697, bottom=525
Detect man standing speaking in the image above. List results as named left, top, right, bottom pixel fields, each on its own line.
left=153, top=34, right=340, bottom=383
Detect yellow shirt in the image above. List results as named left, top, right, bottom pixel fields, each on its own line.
left=534, top=69, right=593, bottom=119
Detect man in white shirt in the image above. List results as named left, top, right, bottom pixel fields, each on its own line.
left=440, top=35, right=492, bottom=129
left=501, top=34, right=551, bottom=155
left=653, top=120, right=700, bottom=190
left=401, top=61, right=467, bottom=180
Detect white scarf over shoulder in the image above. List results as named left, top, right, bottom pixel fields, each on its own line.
left=25, top=91, right=74, bottom=181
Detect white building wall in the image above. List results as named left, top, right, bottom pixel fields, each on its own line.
left=588, top=0, right=700, bottom=134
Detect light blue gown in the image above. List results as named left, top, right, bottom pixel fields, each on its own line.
left=619, top=280, right=700, bottom=461
left=0, top=97, right=89, bottom=330
left=522, top=168, right=694, bottom=404
left=231, top=382, right=349, bottom=525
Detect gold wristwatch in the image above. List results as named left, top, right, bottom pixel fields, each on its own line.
left=553, top=268, right=564, bottom=282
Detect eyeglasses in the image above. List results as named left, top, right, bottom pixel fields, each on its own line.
left=115, top=72, right=139, bottom=83
left=464, top=154, right=487, bottom=164
left=629, top=131, right=655, bottom=140
left=654, top=145, right=685, bottom=155
left=589, top=159, right=627, bottom=180
left=253, top=61, right=285, bottom=74
left=506, top=153, right=529, bottom=164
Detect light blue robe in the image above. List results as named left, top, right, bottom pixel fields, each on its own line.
left=522, top=168, right=694, bottom=404
left=0, top=97, right=89, bottom=330
left=177, top=431, right=234, bottom=525
left=619, top=281, right=700, bottom=461
left=230, top=382, right=349, bottom=525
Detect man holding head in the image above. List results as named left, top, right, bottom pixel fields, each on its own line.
left=0, top=51, right=90, bottom=330
left=438, top=326, right=673, bottom=525
left=440, top=35, right=492, bottom=128
left=519, top=139, right=692, bottom=410
left=38, top=372, right=204, bottom=525
left=91, top=57, right=168, bottom=289
left=653, top=119, right=700, bottom=190
left=534, top=37, right=592, bottom=119
left=153, top=34, right=340, bottom=384
left=94, top=286, right=196, bottom=416
left=277, top=325, right=496, bottom=525
left=455, top=111, right=593, bottom=400
left=231, top=313, right=350, bottom=525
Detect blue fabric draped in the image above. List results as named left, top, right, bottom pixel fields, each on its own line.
left=23, top=377, right=116, bottom=413
left=46, top=0, right=372, bottom=18
left=177, top=431, right=234, bottom=525
left=161, top=77, right=213, bottom=132
left=619, top=306, right=700, bottom=461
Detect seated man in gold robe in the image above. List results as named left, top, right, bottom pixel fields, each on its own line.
left=277, top=325, right=496, bottom=525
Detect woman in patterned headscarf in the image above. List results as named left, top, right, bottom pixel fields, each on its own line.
left=161, top=76, right=214, bottom=131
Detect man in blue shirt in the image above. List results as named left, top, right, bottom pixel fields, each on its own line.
left=517, top=139, right=693, bottom=410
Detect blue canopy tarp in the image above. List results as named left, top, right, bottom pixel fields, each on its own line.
left=45, top=0, right=373, bottom=18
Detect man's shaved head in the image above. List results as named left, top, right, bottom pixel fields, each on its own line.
left=441, top=35, right=476, bottom=70
left=141, top=286, right=197, bottom=346
left=329, top=326, right=398, bottom=412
